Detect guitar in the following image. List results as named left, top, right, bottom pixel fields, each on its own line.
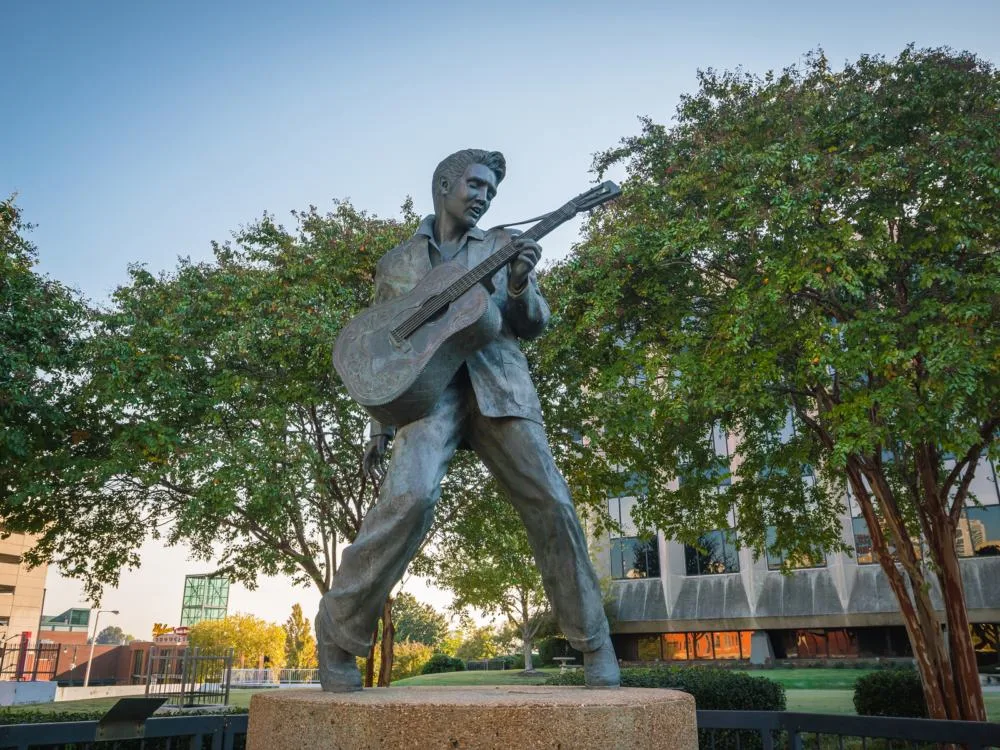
left=333, top=180, right=622, bottom=426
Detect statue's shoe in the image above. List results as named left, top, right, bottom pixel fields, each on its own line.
left=583, top=639, right=621, bottom=688
left=316, top=611, right=363, bottom=693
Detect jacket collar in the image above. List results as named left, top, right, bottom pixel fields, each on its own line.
left=415, top=214, right=486, bottom=248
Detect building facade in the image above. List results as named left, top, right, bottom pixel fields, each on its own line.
left=592, top=432, right=1000, bottom=667
left=0, top=530, right=48, bottom=644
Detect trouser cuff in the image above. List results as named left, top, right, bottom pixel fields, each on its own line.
left=571, top=631, right=610, bottom=654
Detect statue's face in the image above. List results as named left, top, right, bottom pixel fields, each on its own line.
left=439, top=163, right=497, bottom=229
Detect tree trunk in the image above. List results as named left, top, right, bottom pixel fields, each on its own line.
left=928, top=510, right=988, bottom=721
left=364, top=628, right=377, bottom=688
left=522, top=635, right=534, bottom=672
left=847, top=465, right=952, bottom=719
left=847, top=462, right=987, bottom=721
left=377, top=596, right=394, bottom=687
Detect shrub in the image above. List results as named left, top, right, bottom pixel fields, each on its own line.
left=421, top=653, right=466, bottom=675
left=854, top=669, right=926, bottom=718
left=547, top=666, right=784, bottom=710
left=392, top=640, right=435, bottom=681
left=548, top=666, right=784, bottom=750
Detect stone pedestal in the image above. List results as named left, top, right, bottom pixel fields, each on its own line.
left=247, top=685, right=697, bottom=750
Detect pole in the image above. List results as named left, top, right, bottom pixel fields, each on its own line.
left=83, top=609, right=118, bottom=688
left=83, top=611, right=102, bottom=688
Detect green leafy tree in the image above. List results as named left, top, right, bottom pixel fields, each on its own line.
left=95, top=625, right=131, bottom=645
left=543, top=47, right=998, bottom=721
left=420, top=478, right=550, bottom=671
left=391, top=592, right=449, bottom=648
left=283, top=603, right=317, bottom=669
left=2, top=199, right=479, bottom=686
left=189, top=613, right=286, bottom=669
left=0, top=197, right=89, bottom=511
left=454, top=625, right=501, bottom=662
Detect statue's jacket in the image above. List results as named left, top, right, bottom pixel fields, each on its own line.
left=369, top=220, right=548, bottom=435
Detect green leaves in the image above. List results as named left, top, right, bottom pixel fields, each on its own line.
left=541, top=46, right=999, bottom=564
left=3, top=199, right=422, bottom=601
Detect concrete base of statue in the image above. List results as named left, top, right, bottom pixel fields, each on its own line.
left=246, top=685, right=697, bottom=750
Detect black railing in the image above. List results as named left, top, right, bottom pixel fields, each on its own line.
left=1, top=710, right=998, bottom=749
left=697, top=711, right=1000, bottom=750
left=144, top=647, right=234, bottom=707
left=0, top=643, right=60, bottom=682
left=0, top=713, right=248, bottom=750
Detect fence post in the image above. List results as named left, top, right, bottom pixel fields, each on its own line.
left=223, top=648, right=234, bottom=705
left=145, top=646, right=157, bottom=697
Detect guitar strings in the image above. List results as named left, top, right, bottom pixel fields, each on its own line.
left=392, top=209, right=567, bottom=339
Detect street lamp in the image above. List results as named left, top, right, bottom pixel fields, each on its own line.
left=82, top=609, right=119, bottom=688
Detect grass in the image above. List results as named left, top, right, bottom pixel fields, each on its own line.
left=392, top=668, right=558, bottom=687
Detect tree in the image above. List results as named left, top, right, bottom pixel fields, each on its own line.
left=419, top=478, right=550, bottom=671
left=454, top=625, right=501, bottom=662
left=95, top=625, right=132, bottom=645
left=188, top=613, right=286, bottom=669
left=283, top=603, right=317, bottom=669
left=542, top=47, right=998, bottom=721
left=1, top=199, right=479, bottom=686
left=392, top=592, right=449, bottom=648
left=0, top=197, right=89, bottom=511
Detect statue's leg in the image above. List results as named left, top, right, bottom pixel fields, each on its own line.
left=316, top=384, right=466, bottom=690
left=468, top=415, right=620, bottom=687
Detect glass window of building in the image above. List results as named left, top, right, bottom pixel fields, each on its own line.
left=662, top=633, right=689, bottom=660
left=685, top=507, right=740, bottom=575
left=685, top=528, right=740, bottom=575
left=954, top=456, right=1000, bottom=558
left=846, top=482, right=877, bottom=564
left=637, top=635, right=662, bottom=661
left=608, top=496, right=660, bottom=580
left=765, top=527, right=827, bottom=570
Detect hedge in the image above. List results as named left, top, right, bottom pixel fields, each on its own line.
left=420, top=653, right=466, bottom=674
left=853, top=668, right=927, bottom=718
left=548, top=666, right=785, bottom=750
left=547, top=666, right=785, bottom=710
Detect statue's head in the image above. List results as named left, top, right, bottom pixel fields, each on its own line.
left=431, top=149, right=506, bottom=229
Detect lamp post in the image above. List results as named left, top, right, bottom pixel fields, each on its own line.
left=82, top=609, right=119, bottom=688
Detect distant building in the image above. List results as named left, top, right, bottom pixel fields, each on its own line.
left=593, top=426, right=1000, bottom=667
left=0, top=529, right=48, bottom=643
left=179, top=574, right=229, bottom=627
left=37, top=608, right=92, bottom=646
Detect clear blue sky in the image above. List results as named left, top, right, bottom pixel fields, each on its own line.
left=3, top=0, right=999, bottom=635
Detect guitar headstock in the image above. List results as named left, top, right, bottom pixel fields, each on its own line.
left=571, top=181, right=621, bottom=213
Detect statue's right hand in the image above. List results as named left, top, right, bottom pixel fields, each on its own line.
left=363, top=434, right=390, bottom=485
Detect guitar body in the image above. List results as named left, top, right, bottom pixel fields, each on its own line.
left=333, top=261, right=502, bottom=426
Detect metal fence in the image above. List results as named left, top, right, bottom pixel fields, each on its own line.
left=697, top=710, right=1000, bottom=750
left=464, top=658, right=512, bottom=671
left=229, top=668, right=318, bottom=687
left=144, top=647, right=234, bottom=707
left=0, top=643, right=60, bottom=682
left=2, top=708, right=999, bottom=749
left=0, top=713, right=248, bottom=750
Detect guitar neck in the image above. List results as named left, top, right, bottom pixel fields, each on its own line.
left=392, top=181, right=619, bottom=340
left=445, top=201, right=576, bottom=301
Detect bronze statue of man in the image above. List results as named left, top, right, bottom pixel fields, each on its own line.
left=316, top=149, right=619, bottom=690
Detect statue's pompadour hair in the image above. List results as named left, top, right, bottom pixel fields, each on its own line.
left=432, top=149, right=506, bottom=205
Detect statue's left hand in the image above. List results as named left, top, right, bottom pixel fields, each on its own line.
left=363, top=434, right=390, bottom=485
left=509, top=237, right=542, bottom=293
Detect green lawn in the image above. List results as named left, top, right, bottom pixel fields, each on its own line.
left=393, top=668, right=558, bottom=687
